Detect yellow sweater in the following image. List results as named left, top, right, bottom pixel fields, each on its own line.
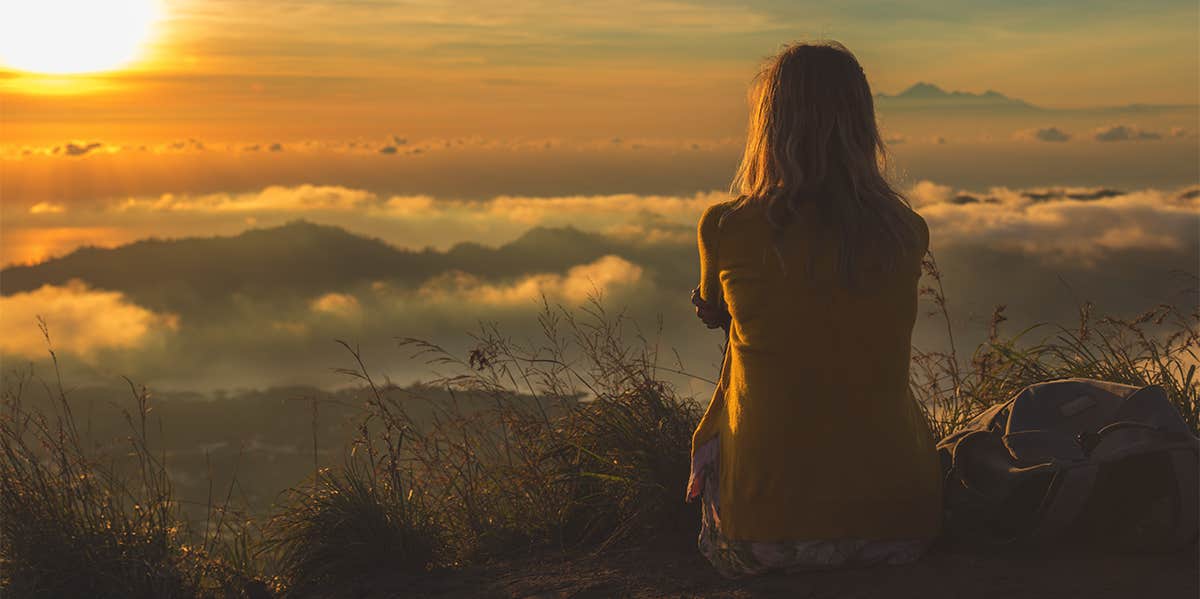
left=690, top=198, right=943, bottom=542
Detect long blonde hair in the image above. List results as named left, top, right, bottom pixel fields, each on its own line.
left=726, top=40, right=922, bottom=288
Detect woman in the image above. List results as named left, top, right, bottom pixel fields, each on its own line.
left=685, top=40, right=942, bottom=578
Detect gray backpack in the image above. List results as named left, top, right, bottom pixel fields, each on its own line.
left=937, top=377, right=1199, bottom=551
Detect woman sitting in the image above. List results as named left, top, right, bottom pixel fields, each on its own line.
left=686, top=40, right=943, bottom=578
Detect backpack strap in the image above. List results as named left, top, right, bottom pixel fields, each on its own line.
left=1032, top=463, right=1098, bottom=541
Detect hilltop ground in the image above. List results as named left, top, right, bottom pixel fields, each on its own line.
left=371, top=539, right=1198, bottom=598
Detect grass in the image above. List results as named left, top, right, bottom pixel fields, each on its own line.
left=912, top=257, right=1198, bottom=438
left=278, top=297, right=701, bottom=570
left=265, top=454, right=442, bottom=598
left=0, top=318, right=269, bottom=598
left=390, top=297, right=701, bottom=555
left=1, top=270, right=1196, bottom=597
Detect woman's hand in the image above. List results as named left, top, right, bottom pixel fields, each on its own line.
left=691, top=286, right=731, bottom=330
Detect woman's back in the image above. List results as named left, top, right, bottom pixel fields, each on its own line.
left=688, top=40, right=943, bottom=574
left=691, top=197, right=942, bottom=542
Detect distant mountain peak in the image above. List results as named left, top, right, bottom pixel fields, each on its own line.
left=889, top=82, right=1012, bottom=100
left=277, top=218, right=320, bottom=229
left=898, top=82, right=945, bottom=97
left=877, top=82, right=1035, bottom=110
left=509, top=225, right=593, bottom=246
left=252, top=218, right=342, bottom=235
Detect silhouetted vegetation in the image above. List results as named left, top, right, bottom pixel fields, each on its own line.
left=390, top=298, right=700, bottom=556
left=0, top=319, right=266, bottom=598
left=912, top=259, right=1198, bottom=438
left=1, top=277, right=1196, bottom=597
left=266, top=455, right=442, bottom=598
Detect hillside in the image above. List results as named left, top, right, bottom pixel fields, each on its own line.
left=0, top=221, right=633, bottom=318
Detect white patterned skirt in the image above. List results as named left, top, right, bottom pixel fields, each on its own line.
left=689, top=437, right=930, bottom=579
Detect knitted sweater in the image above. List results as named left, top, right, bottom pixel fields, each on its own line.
left=689, top=198, right=943, bottom=542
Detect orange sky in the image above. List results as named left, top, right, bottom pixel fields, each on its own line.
left=2, top=0, right=1198, bottom=144
left=1, top=0, right=1198, bottom=267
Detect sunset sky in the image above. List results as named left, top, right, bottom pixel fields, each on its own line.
left=3, top=0, right=1199, bottom=142
left=1, top=0, right=1197, bottom=392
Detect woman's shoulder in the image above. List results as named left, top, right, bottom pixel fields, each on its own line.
left=697, top=197, right=745, bottom=243
left=698, top=197, right=742, bottom=226
left=902, top=205, right=930, bottom=253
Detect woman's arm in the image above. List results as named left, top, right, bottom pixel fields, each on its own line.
left=693, top=202, right=731, bottom=331
left=686, top=202, right=733, bottom=504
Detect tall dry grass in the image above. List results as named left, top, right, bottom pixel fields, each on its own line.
left=912, top=258, right=1198, bottom=438
left=263, top=340, right=444, bottom=598
left=2, top=269, right=1196, bottom=597
left=0, top=318, right=271, bottom=598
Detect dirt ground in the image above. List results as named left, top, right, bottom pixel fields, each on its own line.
left=382, top=539, right=1198, bottom=598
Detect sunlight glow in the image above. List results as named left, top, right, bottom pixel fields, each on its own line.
left=0, top=0, right=161, bottom=75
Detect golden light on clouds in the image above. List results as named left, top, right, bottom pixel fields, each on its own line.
left=310, top=293, right=362, bottom=319
left=0, top=0, right=161, bottom=75
left=417, top=255, right=646, bottom=307
left=0, top=280, right=179, bottom=362
left=2, top=227, right=132, bottom=267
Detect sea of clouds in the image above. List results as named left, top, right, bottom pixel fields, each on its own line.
left=1, top=181, right=1195, bottom=395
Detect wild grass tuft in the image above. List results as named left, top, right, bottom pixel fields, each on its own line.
left=388, top=295, right=701, bottom=557
left=264, top=339, right=445, bottom=598
left=913, top=258, right=1198, bottom=438
left=266, top=456, right=442, bottom=598
left=0, top=319, right=266, bottom=598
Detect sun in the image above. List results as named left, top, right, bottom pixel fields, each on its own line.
left=0, top=0, right=161, bottom=75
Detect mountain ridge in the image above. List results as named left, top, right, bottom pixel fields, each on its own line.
left=875, top=82, right=1038, bottom=110
left=875, top=82, right=1197, bottom=114
left=0, top=220, right=632, bottom=319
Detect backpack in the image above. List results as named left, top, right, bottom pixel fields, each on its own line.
left=936, top=377, right=1199, bottom=552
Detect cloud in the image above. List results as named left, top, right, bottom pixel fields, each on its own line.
left=19, top=183, right=1198, bottom=284
left=477, top=192, right=717, bottom=225
left=57, top=141, right=104, bottom=156
left=2, top=183, right=1194, bottom=393
left=1021, top=188, right=1124, bottom=202
left=907, top=180, right=955, bottom=207
left=17, top=178, right=1197, bottom=274
left=206, top=0, right=773, bottom=36
left=910, top=181, right=1198, bottom=262
left=0, top=280, right=178, bottom=362
left=5, top=136, right=742, bottom=163
left=1015, top=127, right=1070, bottom=142
left=115, top=185, right=378, bottom=213
left=1093, top=125, right=1162, bottom=142
left=94, top=185, right=724, bottom=255
left=150, top=138, right=207, bottom=154
left=415, top=255, right=645, bottom=307
left=29, top=202, right=65, bottom=214
left=310, top=292, right=362, bottom=319
left=1, top=226, right=132, bottom=267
